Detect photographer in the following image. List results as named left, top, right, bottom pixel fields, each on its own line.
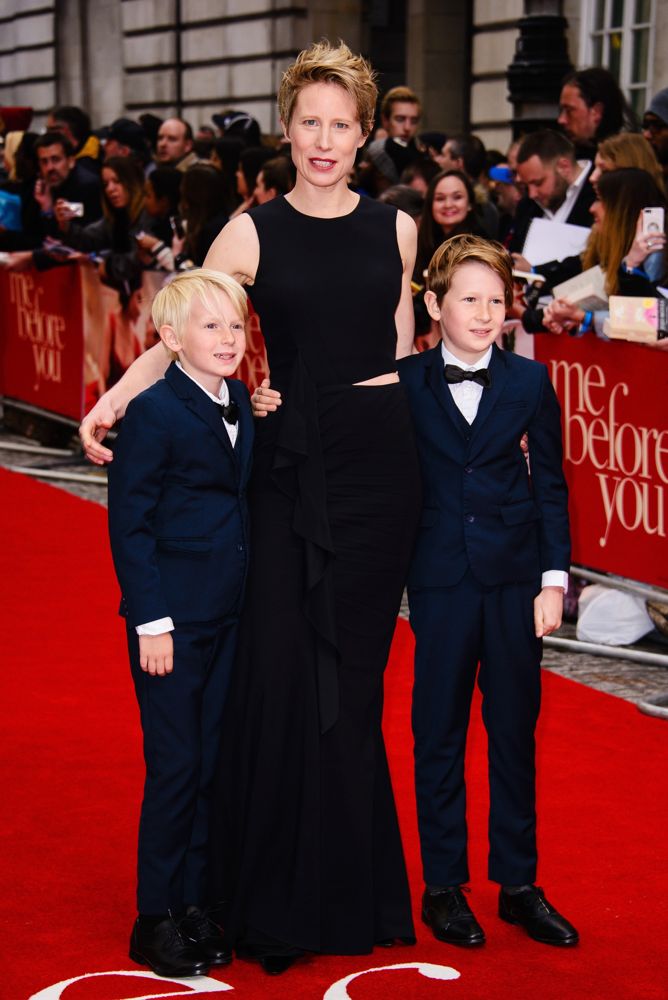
left=0, top=131, right=102, bottom=270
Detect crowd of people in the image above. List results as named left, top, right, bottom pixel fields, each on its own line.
left=3, top=47, right=667, bottom=985
left=2, top=69, right=666, bottom=344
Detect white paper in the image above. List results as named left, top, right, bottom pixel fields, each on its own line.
left=522, top=217, right=591, bottom=266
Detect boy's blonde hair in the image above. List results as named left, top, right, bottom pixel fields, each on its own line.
left=427, top=234, right=514, bottom=308
left=278, top=40, right=377, bottom=137
left=151, top=268, right=248, bottom=343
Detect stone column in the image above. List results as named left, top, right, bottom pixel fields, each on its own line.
left=406, top=0, right=469, bottom=132
left=507, top=0, right=573, bottom=136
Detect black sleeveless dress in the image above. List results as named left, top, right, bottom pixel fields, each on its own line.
left=211, top=195, right=422, bottom=956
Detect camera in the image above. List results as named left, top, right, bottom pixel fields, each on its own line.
left=64, top=201, right=85, bottom=217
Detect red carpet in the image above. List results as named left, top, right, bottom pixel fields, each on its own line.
left=1, top=466, right=667, bottom=1000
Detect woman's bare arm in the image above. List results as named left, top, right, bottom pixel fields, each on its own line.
left=394, top=209, right=418, bottom=359
left=79, top=343, right=171, bottom=464
left=80, top=215, right=260, bottom=464
left=203, top=212, right=259, bottom=280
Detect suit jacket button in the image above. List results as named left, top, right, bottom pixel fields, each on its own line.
left=465, top=465, right=473, bottom=474
left=465, top=514, right=475, bottom=523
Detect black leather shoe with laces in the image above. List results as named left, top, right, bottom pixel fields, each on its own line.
left=181, top=906, right=233, bottom=965
left=499, top=885, right=579, bottom=946
left=129, top=915, right=210, bottom=977
left=421, top=886, right=485, bottom=946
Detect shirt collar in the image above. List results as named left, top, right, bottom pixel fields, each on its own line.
left=441, top=342, right=493, bottom=371
left=535, top=159, right=591, bottom=220
left=176, top=361, right=229, bottom=405
left=567, top=159, right=591, bottom=197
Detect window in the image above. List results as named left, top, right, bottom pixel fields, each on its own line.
left=581, top=0, right=655, bottom=116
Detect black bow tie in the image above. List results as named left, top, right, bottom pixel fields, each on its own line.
left=443, top=364, right=492, bottom=389
left=214, top=399, right=239, bottom=425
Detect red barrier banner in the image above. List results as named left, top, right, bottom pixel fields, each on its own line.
left=533, top=334, right=668, bottom=589
left=236, top=302, right=269, bottom=388
left=0, top=267, right=84, bottom=420
left=1, top=267, right=270, bottom=421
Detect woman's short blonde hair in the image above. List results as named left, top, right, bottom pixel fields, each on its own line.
left=427, top=234, right=514, bottom=308
left=278, top=40, right=377, bottom=137
left=152, top=268, right=248, bottom=343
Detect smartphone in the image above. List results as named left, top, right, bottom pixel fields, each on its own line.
left=642, top=207, right=665, bottom=235
left=64, top=201, right=85, bottom=217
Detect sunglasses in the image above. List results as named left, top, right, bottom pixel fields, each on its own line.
left=642, top=117, right=667, bottom=134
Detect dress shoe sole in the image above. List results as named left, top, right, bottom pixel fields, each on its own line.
left=421, top=911, right=485, bottom=947
left=498, top=911, right=579, bottom=946
left=129, top=947, right=210, bottom=977
left=259, top=955, right=296, bottom=975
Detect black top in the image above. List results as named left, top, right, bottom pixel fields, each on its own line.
left=247, top=195, right=402, bottom=390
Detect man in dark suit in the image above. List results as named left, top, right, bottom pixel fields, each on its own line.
left=107, top=270, right=253, bottom=978
left=509, top=129, right=595, bottom=257
left=398, top=235, right=578, bottom=950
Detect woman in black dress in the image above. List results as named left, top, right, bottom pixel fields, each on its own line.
left=204, top=41, right=421, bottom=972
left=80, top=41, right=421, bottom=974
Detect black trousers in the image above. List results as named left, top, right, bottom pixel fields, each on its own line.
left=409, top=570, right=542, bottom=888
left=127, top=617, right=238, bottom=914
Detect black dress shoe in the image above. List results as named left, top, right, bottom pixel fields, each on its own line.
left=422, top=887, right=485, bottom=946
left=181, top=906, right=233, bottom=965
left=129, top=916, right=210, bottom=977
left=259, top=954, right=296, bottom=975
left=499, top=885, right=579, bottom=946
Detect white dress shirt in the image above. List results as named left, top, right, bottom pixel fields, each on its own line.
left=136, top=365, right=238, bottom=636
left=540, top=160, right=592, bottom=223
left=441, top=343, right=568, bottom=593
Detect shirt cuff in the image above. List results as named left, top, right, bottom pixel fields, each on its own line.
left=136, top=617, right=174, bottom=636
left=541, top=570, right=569, bottom=592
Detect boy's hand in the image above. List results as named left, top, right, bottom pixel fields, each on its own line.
left=533, top=586, right=564, bottom=637
left=251, top=378, right=282, bottom=417
left=139, top=632, right=174, bottom=676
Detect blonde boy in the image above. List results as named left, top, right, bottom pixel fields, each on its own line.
left=397, top=235, right=578, bottom=949
left=107, top=269, right=254, bottom=978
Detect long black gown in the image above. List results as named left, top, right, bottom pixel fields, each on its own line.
left=211, top=195, right=422, bottom=956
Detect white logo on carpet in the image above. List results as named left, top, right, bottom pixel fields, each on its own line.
left=28, top=962, right=461, bottom=999
left=323, top=961, right=461, bottom=998
left=28, top=969, right=232, bottom=999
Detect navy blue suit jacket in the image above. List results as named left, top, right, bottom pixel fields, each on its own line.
left=108, top=362, right=253, bottom=627
left=398, top=343, right=570, bottom=589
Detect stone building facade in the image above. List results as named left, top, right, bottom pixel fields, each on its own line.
left=1, top=0, right=666, bottom=151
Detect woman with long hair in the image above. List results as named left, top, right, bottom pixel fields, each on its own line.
left=178, top=163, right=234, bottom=265
left=414, top=169, right=486, bottom=280
left=58, top=155, right=151, bottom=288
left=543, top=167, right=666, bottom=334
left=79, top=41, right=420, bottom=974
left=589, top=132, right=665, bottom=193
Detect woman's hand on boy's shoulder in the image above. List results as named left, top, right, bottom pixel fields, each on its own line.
left=251, top=378, right=282, bottom=418
left=80, top=395, right=118, bottom=465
